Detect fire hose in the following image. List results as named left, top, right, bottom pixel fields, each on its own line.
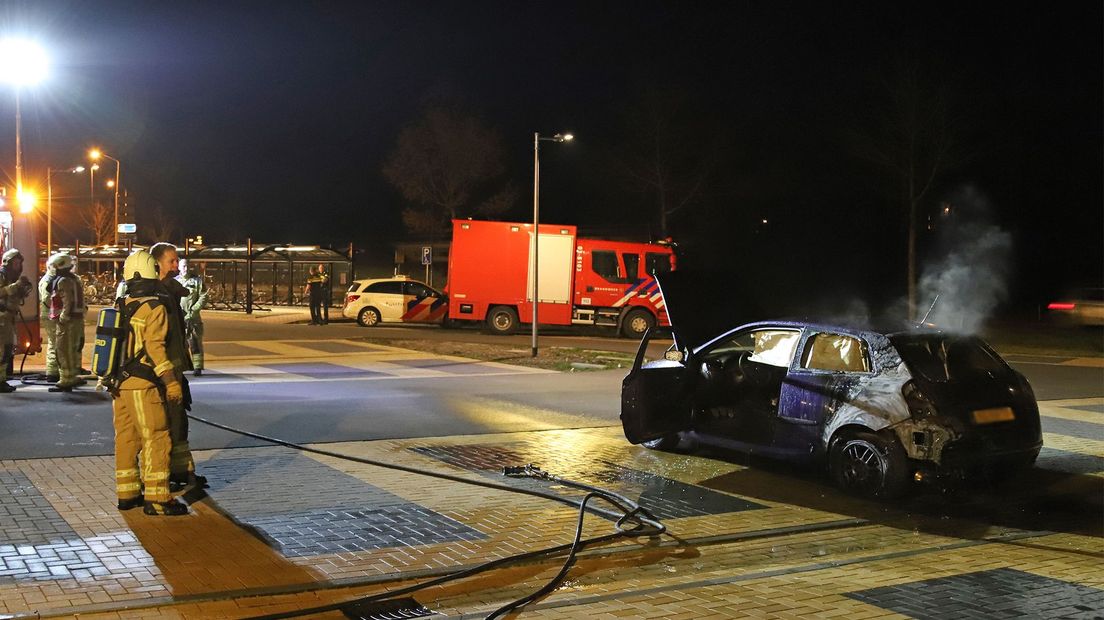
left=186, top=412, right=667, bottom=619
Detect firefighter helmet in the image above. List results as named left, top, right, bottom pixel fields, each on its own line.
left=122, top=250, right=159, bottom=281
left=1, top=248, right=22, bottom=266
left=47, top=253, right=74, bottom=271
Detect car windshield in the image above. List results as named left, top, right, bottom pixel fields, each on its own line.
left=890, top=334, right=1008, bottom=382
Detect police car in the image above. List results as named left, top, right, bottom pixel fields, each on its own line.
left=342, top=276, right=448, bottom=327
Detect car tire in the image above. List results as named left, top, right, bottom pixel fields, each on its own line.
left=486, top=306, right=519, bottom=335
left=357, top=307, right=381, bottom=327
left=828, top=430, right=909, bottom=499
left=642, top=433, right=683, bottom=451
left=620, top=308, right=656, bottom=338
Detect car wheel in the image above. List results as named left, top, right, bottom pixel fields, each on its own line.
left=829, top=431, right=908, bottom=499
left=642, top=433, right=683, bottom=451
left=620, top=308, right=656, bottom=338
left=357, top=307, right=381, bottom=327
left=486, top=306, right=519, bottom=334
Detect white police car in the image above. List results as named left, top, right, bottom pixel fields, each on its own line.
left=342, top=276, right=448, bottom=327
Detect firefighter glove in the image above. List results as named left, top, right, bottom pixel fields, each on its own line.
left=164, top=380, right=184, bottom=404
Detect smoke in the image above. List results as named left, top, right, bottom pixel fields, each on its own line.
left=915, top=185, right=1013, bottom=334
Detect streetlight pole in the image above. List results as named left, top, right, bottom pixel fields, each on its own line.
left=46, top=166, right=85, bottom=254
left=89, top=149, right=121, bottom=244
left=531, top=132, right=574, bottom=357
left=0, top=38, right=47, bottom=207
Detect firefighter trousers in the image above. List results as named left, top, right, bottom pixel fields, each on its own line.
left=0, top=318, right=13, bottom=382
left=113, top=387, right=172, bottom=503
left=55, top=316, right=84, bottom=387
left=168, top=399, right=195, bottom=480
left=43, top=317, right=58, bottom=377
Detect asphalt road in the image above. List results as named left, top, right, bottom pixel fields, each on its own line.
left=0, top=317, right=1099, bottom=460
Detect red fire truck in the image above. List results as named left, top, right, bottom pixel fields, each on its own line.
left=0, top=204, right=42, bottom=354
left=445, top=219, right=675, bottom=337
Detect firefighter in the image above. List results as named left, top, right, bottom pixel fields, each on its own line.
left=317, top=263, right=330, bottom=325
left=113, top=249, right=188, bottom=515
left=0, top=248, right=32, bottom=392
left=47, top=253, right=87, bottom=392
left=149, top=242, right=204, bottom=490
left=177, top=259, right=207, bottom=375
left=305, top=266, right=324, bottom=325
left=38, top=257, right=60, bottom=382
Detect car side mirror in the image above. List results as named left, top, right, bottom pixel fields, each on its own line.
left=664, top=350, right=685, bottom=362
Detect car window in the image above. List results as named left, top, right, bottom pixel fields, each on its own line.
left=405, top=282, right=436, bottom=298
left=645, top=252, right=672, bottom=276
left=365, top=281, right=403, bottom=294
left=347, top=283, right=363, bottom=293
left=890, top=334, right=1008, bottom=382
left=748, top=330, right=801, bottom=368
left=800, top=332, right=871, bottom=373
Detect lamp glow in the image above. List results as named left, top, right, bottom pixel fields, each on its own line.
left=0, top=39, right=48, bottom=86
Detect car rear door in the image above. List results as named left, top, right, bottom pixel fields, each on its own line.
left=778, top=330, right=872, bottom=451
left=369, top=281, right=406, bottom=321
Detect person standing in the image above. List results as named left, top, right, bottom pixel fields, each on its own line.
left=112, top=249, right=188, bottom=516
left=177, top=259, right=208, bottom=376
left=149, top=242, right=203, bottom=490
left=317, top=264, right=330, bottom=325
left=305, top=266, right=324, bottom=325
left=46, top=254, right=86, bottom=392
left=38, top=256, right=60, bottom=383
left=0, top=249, right=32, bottom=393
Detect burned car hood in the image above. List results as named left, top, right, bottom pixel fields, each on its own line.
left=656, top=270, right=763, bottom=351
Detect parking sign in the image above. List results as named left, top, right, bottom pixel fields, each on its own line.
left=421, top=246, right=432, bottom=265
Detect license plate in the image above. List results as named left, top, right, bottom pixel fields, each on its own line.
left=972, top=406, right=1015, bottom=425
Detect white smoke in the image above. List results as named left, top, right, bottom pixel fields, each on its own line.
left=916, top=185, right=1012, bottom=334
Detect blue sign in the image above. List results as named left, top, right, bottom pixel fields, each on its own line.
left=421, top=246, right=432, bottom=265
left=117, top=223, right=137, bottom=234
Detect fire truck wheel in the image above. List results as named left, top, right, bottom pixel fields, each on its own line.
left=486, top=306, right=519, bottom=334
left=620, top=309, right=655, bottom=338
left=357, top=307, right=381, bottom=327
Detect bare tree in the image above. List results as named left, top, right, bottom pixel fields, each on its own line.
left=143, top=205, right=178, bottom=243
left=850, top=59, right=969, bottom=317
left=79, top=202, right=114, bottom=246
left=612, top=88, right=720, bottom=238
left=383, top=107, right=516, bottom=235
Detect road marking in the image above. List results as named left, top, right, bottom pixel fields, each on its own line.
left=1061, top=357, right=1104, bottom=368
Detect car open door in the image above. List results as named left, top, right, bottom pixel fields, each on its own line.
left=620, top=328, right=692, bottom=444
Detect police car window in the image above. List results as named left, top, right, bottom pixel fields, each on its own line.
left=801, top=333, right=870, bottom=373
left=347, top=283, right=362, bottom=293
left=405, top=282, right=434, bottom=297
left=646, top=253, right=671, bottom=275
left=366, top=281, right=403, bottom=294
left=622, top=253, right=640, bottom=280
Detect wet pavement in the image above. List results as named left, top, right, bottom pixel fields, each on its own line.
left=0, top=395, right=1099, bottom=619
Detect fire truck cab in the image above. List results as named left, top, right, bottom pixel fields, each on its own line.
left=446, top=219, right=675, bottom=337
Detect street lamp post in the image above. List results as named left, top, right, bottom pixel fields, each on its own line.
left=46, top=165, right=85, bottom=254
left=89, top=149, right=121, bottom=244
left=531, top=131, right=574, bottom=357
left=0, top=38, right=48, bottom=206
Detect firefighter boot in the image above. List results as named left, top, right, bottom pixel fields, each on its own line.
left=143, top=498, right=189, bottom=516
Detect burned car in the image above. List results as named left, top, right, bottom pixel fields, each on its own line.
left=620, top=274, right=1042, bottom=498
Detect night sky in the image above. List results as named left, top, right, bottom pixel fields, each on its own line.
left=2, top=1, right=1101, bottom=312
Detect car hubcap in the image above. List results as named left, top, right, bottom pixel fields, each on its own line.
left=363, top=311, right=378, bottom=325
left=841, top=441, right=885, bottom=493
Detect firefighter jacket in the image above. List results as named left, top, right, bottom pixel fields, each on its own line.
left=157, top=278, right=192, bottom=371
left=178, top=274, right=207, bottom=322
left=118, top=296, right=177, bottom=391
left=49, top=272, right=86, bottom=322
left=0, top=271, right=31, bottom=323
left=38, top=271, right=55, bottom=316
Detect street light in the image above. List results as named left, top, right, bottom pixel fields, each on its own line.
left=0, top=38, right=48, bottom=199
left=531, top=132, right=574, bottom=357
left=46, top=165, right=85, bottom=253
left=89, top=149, right=121, bottom=244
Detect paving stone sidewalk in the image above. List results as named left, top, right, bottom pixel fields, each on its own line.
left=0, top=400, right=1100, bottom=619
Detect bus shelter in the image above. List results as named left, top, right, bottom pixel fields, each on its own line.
left=185, top=243, right=353, bottom=311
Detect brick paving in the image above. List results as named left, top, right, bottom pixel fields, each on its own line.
left=0, top=366, right=1099, bottom=618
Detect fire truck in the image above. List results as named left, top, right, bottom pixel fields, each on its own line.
left=445, top=219, right=675, bottom=337
left=0, top=203, right=42, bottom=354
